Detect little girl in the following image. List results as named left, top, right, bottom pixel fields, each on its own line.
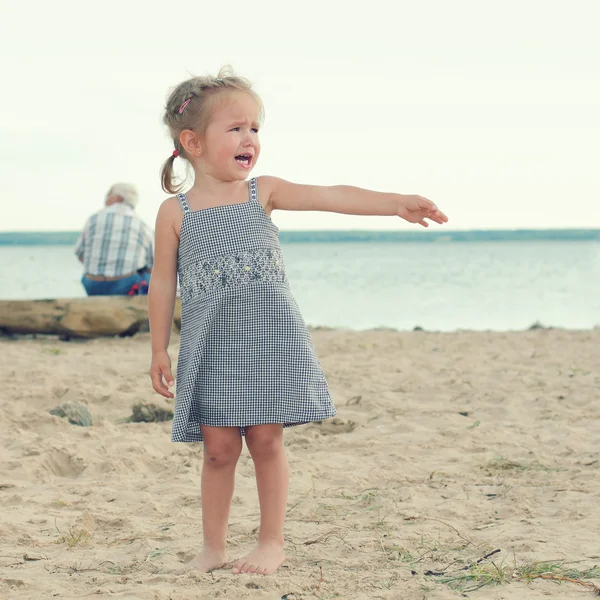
left=148, top=67, right=448, bottom=576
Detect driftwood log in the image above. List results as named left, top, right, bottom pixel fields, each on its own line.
left=0, top=296, right=181, bottom=339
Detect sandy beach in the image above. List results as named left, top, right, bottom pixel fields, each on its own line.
left=1, top=328, right=598, bottom=599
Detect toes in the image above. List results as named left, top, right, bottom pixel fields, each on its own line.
left=235, top=560, right=251, bottom=574
left=232, top=561, right=244, bottom=574
left=232, top=550, right=284, bottom=575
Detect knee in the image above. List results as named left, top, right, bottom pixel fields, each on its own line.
left=245, top=428, right=284, bottom=462
left=203, top=439, right=242, bottom=468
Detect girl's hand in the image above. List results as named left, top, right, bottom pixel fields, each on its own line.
left=398, top=195, right=448, bottom=227
left=150, top=351, right=175, bottom=399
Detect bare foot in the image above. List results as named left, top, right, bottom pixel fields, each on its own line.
left=182, top=548, right=226, bottom=573
left=232, top=543, right=285, bottom=575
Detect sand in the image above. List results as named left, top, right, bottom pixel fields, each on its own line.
left=1, top=328, right=599, bottom=599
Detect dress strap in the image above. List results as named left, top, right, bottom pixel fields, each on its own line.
left=248, top=178, right=258, bottom=203
left=177, top=193, right=191, bottom=214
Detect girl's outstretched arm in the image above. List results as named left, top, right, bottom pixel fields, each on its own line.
left=148, top=198, right=180, bottom=398
left=261, top=176, right=448, bottom=227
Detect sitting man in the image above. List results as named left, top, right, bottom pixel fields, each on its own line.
left=75, top=183, right=154, bottom=296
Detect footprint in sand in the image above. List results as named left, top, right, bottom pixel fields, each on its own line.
left=41, top=449, right=86, bottom=478
left=310, top=417, right=357, bottom=435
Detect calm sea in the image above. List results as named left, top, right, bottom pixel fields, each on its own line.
left=1, top=240, right=598, bottom=331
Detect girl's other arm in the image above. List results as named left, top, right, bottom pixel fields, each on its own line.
left=261, top=176, right=448, bottom=227
left=148, top=198, right=180, bottom=398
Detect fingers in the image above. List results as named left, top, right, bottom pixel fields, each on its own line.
left=429, top=214, right=449, bottom=225
left=400, top=209, right=445, bottom=226
left=402, top=196, right=449, bottom=225
left=430, top=208, right=449, bottom=223
left=420, top=205, right=448, bottom=225
left=163, top=365, right=175, bottom=387
left=415, top=195, right=448, bottom=222
left=421, top=199, right=448, bottom=224
left=150, top=366, right=174, bottom=399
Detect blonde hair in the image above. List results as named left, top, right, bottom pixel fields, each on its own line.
left=109, top=183, right=139, bottom=208
left=160, top=66, right=264, bottom=194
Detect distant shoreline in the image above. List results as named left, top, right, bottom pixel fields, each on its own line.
left=1, top=229, right=599, bottom=245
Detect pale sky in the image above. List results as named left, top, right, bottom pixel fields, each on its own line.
left=1, top=0, right=598, bottom=232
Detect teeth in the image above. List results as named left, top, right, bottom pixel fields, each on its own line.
left=235, top=156, right=251, bottom=167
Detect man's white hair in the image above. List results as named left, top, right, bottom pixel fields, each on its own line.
left=109, top=183, right=139, bottom=208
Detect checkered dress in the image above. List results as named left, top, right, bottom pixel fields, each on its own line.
left=171, top=178, right=336, bottom=442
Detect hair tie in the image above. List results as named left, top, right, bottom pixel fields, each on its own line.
left=172, top=149, right=179, bottom=158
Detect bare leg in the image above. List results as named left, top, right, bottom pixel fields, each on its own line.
left=186, top=426, right=242, bottom=572
left=232, top=424, right=288, bottom=575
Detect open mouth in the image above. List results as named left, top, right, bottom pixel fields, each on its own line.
left=235, top=154, right=253, bottom=168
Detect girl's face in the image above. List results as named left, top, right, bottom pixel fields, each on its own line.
left=201, top=91, right=261, bottom=181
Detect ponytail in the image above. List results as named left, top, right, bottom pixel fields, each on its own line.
left=160, top=152, right=183, bottom=194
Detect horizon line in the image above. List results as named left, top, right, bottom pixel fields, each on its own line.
left=1, top=227, right=599, bottom=234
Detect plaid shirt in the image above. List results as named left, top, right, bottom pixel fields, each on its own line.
left=75, top=203, right=154, bottom=277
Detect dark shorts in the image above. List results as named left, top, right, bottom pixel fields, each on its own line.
left=82, top=272, right=150, bottom=296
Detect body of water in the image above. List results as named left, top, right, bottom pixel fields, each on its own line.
left=1, top=240, right=598, bottom=331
